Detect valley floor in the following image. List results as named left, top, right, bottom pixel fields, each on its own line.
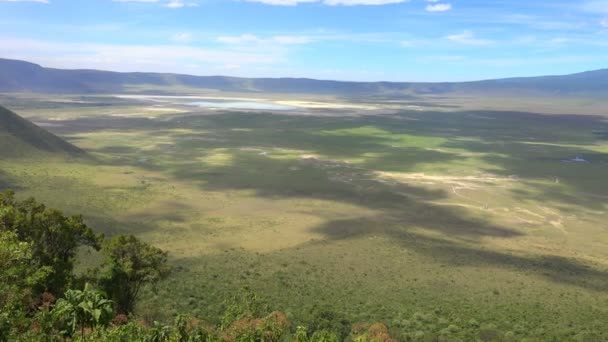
left=1, top=92, right=608, bottom=339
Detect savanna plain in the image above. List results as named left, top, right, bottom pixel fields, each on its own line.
left=2, top=92, right=608, bottom=340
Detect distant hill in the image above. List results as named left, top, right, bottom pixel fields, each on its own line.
left=0, top=58, right=607, bottom=97
left=0, top=104, right=83, bottom=157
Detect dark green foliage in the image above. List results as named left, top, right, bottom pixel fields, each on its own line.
left=0, top=190, right=102, bottom=295
left=52, top=284, right=113, bottom=338
left=90, top=315, right=218, bottom=341
left=305, top=308, right=351, bottom=341
left=31, top=308, right=57, bottom=340
left=98, top=322, right=147, bottom=342
left=100, top=234, right=170, bottom=314
left=220, top=286, right=268, bottom=329
left=0, top=230, right=50, bottom=341
left=351, top=322, right=396, bottom=342
left=310, top=330, right=339, bottom=342
left=294, top=325, right=309, bottom=342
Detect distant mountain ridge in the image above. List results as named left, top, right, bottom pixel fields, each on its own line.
left=0, top=58, right=607, bottom=97
left=0, top=104, right=83, bottom=157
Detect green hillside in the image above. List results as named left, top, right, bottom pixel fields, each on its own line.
left=0, top=104, right=83, bottom=157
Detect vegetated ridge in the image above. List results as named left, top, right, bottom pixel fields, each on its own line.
left=0, top=104, right=83, bottom=157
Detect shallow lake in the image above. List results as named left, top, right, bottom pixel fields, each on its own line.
left=187, top=101, right=296, bottom=111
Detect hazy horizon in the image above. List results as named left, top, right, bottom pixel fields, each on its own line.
left=5, top=56, right=608, bottom=84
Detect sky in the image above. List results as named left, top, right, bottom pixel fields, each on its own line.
left=1, top=0, right=608, bottom=82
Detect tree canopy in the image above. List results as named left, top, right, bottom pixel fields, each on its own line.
left=0, top=190, right=102, bottom=295
left=100, top=234, right=170, bottom=314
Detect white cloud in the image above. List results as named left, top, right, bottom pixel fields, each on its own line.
left=166, top=0, right=198, bottom=8
left=221, top=64, right=242, bottom=70
left=112, top=0, right=197, bottom=7
left=271, top=35, right=313, bottom=44
left=167, top=0, right=184, bottom=7
left=217, top=33, right=313, bottom=45
left=0, top=0, right=48, bottom=3
left=446, top=30, right=493, bottom=45
left=245, top=0, right=408, bottom=6
left=244, top=0, right=315, bottom=5
left=217, top=34, right=261, bottom=44
left=0, top=38, right=286, bottom=76
left=425, top=3, right=450, bottom=12
left=323, top=0, right=407, bottom=4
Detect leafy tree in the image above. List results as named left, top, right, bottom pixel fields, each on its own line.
left=98, top=321, right=146, bottom=342
left=52, top=284, right=113, bottom=338
left=306, top=308, right=351, bottom=341
left=352, top=323, right=396, bottom=342
left=0, top=230, right=50, bottom=341
left=100, top=235, right=169, bottom=314
left=147, top=321, right=173, bottom=342
left=0, top=190, right=102, bottom=295
left=294, top=326, right=309, bottom=342
left=310, top=330, right=339, bottom=342
left=220, top=286, right=268, bottom=329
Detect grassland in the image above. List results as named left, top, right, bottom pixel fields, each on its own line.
left=1, top=93, right=608, bottom=340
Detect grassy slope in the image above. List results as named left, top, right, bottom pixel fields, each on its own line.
left=2, top=95, right=608, bottom=340
left=0, top=104, right=83, bottom=158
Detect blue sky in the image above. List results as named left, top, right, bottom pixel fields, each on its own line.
left=1, top=0, right=608, bottom=81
